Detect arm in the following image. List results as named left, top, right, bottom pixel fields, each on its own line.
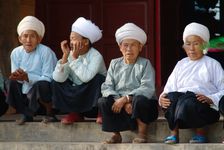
left=129, top=60, right=156, bottom=99
left=52, top=60, right=70, bottom=82
left=69, top=49, right=104, bottom=83
left=101, top=60, right=120, bottom=98
left=207, top=63, right=224, bottom=107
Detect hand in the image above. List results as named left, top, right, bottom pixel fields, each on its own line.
left=71, top=40, right=84, bottom=59
left=159, top=93, right=171, bottom=109
left=111, top=97, right=127, bottom=113
left=61, top=40, right=71, bottom=55
left=124, top=103, right=132, bottom=115
left=196, top=94, right=213, bottom=104
left=9, top=68, right=28, bottom=81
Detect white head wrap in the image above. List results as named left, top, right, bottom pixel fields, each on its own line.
left=17, top=16, right=45, bottom=37
left=183, top=22, right=210, bottom=43
left=115, top=23, right=147, bottom=45
left=71, top=17, right=102, bottom=44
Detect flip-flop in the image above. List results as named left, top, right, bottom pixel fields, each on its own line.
left=189, top=135, right=207, bottom=143
left=164, top=135, right=179, bottom=144
left=41, top=115, right=59, bottom=124
left=132, top=137, right=147, bottom=143
left=104, top=135, right=122, bottom=144
left=16, top=115, right=33, bottom=125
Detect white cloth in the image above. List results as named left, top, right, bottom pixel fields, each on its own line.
left=183, top=22, right=210, bottom=43
left=159, top=56, right=224, bottom=110
left=17, top=16, right=45, bottom=37
left=71, top=17, right=102, bottom=43
left=53, top=47, right=107, bottom=85
left=115, top=23, right=147, bottom=45
left=11, top=44, right=57, bottom=94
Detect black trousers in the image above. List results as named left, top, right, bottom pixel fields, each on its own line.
left=0, top=89, right=8, bottom=116
left=5, top=79, right=52, bottom=116
left=98, top=95, right=158, bottom=132
left=219, top=96, right=224, bottom=115
left=164, top=91, right=220, bottom=130
left=52, top=74, right=105, bottom=117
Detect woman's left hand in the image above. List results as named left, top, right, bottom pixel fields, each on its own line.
left=196, top=94, right=213, bottom=104
left=111, top=97, right=127, bottom=113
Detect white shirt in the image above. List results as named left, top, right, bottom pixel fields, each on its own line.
left=53, top=47, right=107, bottom=85
left=101, top=57, right=156, bottom=99
left=160, top=55, right=224, bottom=109
left=11, top=44, right=57, bottom=94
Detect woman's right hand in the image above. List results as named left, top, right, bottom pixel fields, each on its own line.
left=61, top=40, right=70, bottom=56
left=60, top=40, right=70, bottom=64
left=159, top=93, right=171, bottom=109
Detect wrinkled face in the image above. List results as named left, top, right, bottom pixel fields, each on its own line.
left=183, top=35, right=205, bottom=60
left=119, top=39, right=143, bottom=64
left=70, top=32, right=89, bottom=54
left=18, top=30, right=42, bottom=53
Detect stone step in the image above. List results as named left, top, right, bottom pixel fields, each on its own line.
left=0, top=142, right=223, bottom=150
left=0, top=115, right=223, bottom=143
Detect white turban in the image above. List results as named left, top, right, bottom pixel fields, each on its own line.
left=71, top=17, right=102, bottom=44
left=115, top=23, right=147, bottom=45
left=17, top=16, right=45, bottom=37
left=183, top=22, right=210, bottom=43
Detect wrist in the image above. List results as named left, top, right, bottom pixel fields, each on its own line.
left=126, top=95, right=132, bottom=103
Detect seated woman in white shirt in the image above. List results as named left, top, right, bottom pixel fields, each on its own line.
left=159, top=22, right=224, bottom=144
left=52, top=17, right=107, bottom=125
left=5, top=16, right=58, bottom=125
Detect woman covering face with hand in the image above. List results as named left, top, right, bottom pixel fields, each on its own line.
left=52, top=17, right=107, bottom=125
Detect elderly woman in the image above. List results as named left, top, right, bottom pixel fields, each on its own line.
left=98, top=23, right=158, bottom=143
left=52, top=17, right=107, bottom=124
left=5, top=16, right=58, bottom=125
left=159, top=22, right=224, bottom=144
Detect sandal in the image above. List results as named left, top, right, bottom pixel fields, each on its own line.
left=189, top=135, right=207, bottom=143
left=132, top=137, right=147, bottom=143
left=164, top=135, right=179, bottom=144
left=61, top=113, right=83, bottom=125
left=104, top=134, right=122, bottom=144
left=41, top=115, right=59, bottom=124
left=16, top=115, right=33, bottom=125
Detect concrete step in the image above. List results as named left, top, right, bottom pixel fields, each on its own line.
left=0, top=142, right=223, bottom=150
left=0, top=115, right=224, bottom=143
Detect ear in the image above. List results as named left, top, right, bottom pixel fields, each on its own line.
left=83, top=39, right=89, bottom=45
left=118, top=44, right=122, bottom=51
left=18, top=36, right=22, bottom=44
left=38, top=36, right=43, bottom=43
left=139, top=43, right=143, bottom=52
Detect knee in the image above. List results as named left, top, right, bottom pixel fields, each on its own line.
left=98, top=97, right=108, bottom=107
left=219, top=96, right=224, bottom=115
left=34, top=81, right=50, bottom=88
left=134, top=95, right=148, bottom=107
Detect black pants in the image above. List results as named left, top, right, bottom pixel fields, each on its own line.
left=52, top=74, right=105, bottom=117
left=219, top=96, right=224, bottom=115
left=0, top=89, right=8, bottom=116
left=98, top=95, right=158, bottom=132
left=164, top=91, right=220, bottom=130
left=5, top=79, right=52, bottom=116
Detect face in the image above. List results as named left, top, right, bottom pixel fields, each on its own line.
left=70, top=32, right=89, bottom=55
left=119, top=39, right=143, bottom=64
left=183, top=35, right=206, bottom=60
left=18, top=30, right=42, bottom=53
